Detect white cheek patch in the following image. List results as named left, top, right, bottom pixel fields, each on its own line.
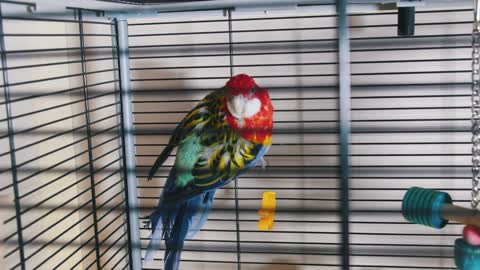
left=227, top=95, right=244, bottom=119
left=243, top=98, right=261, bottom=118
left=227, top=96, right=261, bottom=120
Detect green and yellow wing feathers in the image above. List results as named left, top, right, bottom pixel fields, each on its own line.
left=174, top=90, right=265, bottom=190
left=148, top=89, right=268, bottom=194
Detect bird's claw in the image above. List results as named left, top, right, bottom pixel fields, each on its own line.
left=142, top=215, right=151, bottom=230
left=257, top=157, right=268, bottom=169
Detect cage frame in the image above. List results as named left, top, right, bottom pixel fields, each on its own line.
left=0, top=0, right=474, bottom=270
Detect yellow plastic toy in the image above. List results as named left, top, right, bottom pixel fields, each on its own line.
left=258, top=191, right=276, bottom=230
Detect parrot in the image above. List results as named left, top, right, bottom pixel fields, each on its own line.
left=143, top=74, right=274, bottom=270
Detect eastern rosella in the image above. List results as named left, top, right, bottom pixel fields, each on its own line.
left=144, top=74, right=274, bottom=269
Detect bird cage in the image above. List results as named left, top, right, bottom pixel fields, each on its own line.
left=0, top=0, right=477, bottom=270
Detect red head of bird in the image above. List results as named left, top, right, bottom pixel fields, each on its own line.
left=224, top=74, right=274, bottom=144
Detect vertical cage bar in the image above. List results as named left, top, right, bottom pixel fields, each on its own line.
left=0, top=4, right=26, bottom=270
left=77, top=10, right=102, bottom=270
left=110, top=17, right=131, bottom=270
left=115, top=18, right=142, bottom=270
left=337, top=1, right=351, bottom=269
left=226, top=9, right=242, bottom=270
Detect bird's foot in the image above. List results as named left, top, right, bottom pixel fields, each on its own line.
left=141, top=216, right=151, bottom=230
left=256, top=157, right=269, bottom=169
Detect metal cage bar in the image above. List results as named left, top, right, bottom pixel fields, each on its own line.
left=226, top=8, right=243, bottom=270
left=0, top=3, right=26, bottom=270
left=115, top=17, right=142, bottom=270
left=337, top=1, right=352, bottom=269
left=78, top=9, right=103, bottom=270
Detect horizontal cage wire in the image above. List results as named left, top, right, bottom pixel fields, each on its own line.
left=0, top=2, right=130, bottom=270
left=0, top=1, right=476, bottom=270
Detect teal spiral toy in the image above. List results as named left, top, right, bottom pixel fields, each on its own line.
left=402, top=186, right=452, bottom=229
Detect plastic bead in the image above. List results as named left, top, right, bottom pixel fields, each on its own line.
left=463, top=226, right=480, bottom=246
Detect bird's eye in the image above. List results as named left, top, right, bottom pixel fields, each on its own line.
left=250, top=87, right=256, bottom=94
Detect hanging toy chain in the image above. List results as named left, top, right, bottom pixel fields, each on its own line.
left=453, top=1, right=480, bottom=268
left=472, top=0, right=480, bottom=209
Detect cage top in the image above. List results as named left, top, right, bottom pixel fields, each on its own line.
left=2, top=0, right=472, bottom=19
left=96, top=0, right=212, bottom=6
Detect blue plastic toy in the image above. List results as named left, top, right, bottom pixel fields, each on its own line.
left=455, top=238, right=480, bottom=270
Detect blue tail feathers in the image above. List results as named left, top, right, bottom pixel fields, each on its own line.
left=186, top=191, right=214, bottom=239
left=143, top=189, right=215, bottom=270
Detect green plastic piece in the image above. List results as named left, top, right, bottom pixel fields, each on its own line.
left=455, top=238, right=480, bottom=270
left=402, top=187, right=452, bottom=229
